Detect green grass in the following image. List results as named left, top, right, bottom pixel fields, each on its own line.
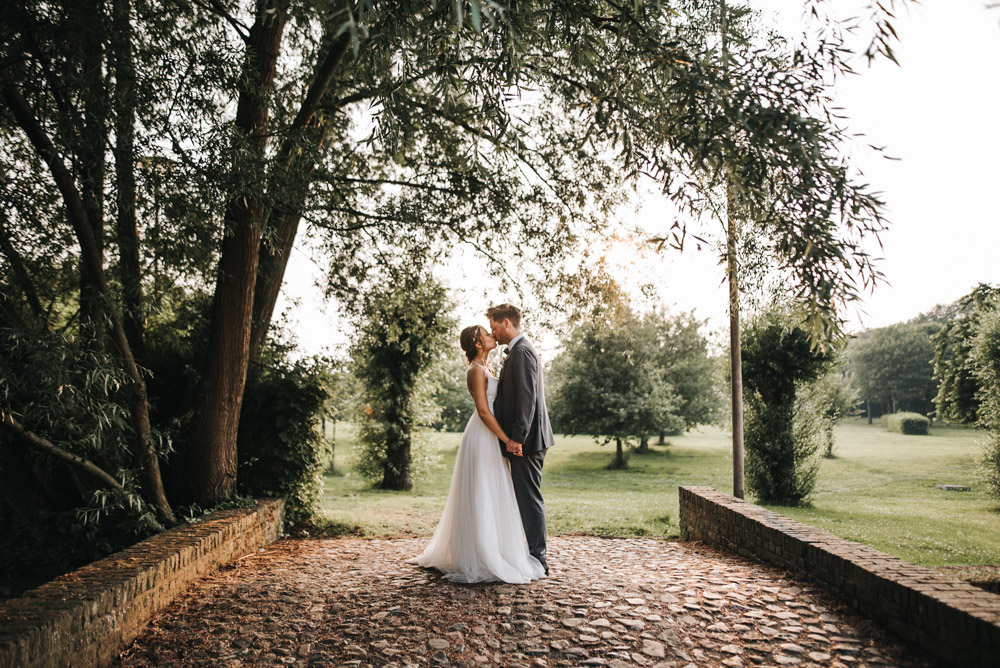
left=319, top=419, right=1000, bottom=567
left=764, top=420, right=1000, bottom=566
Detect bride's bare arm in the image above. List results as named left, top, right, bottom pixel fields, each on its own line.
left=466, top=366, right=511, bottom=445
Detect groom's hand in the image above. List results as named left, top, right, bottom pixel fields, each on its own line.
left=505, top=440, right=524, bottom=457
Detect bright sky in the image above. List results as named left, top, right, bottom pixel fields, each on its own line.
left=279, top=0, right=1000, bottom=358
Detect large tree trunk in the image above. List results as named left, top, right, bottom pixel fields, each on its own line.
left=185, top=2, right=288, bottom=505
left=75, top=0, right=107, bottom=348
left=112, top=0, right=147, bottom=363
left=248, top=29, right=353, bottom=371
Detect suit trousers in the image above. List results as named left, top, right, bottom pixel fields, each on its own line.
left=508, top=447, right=548, bottom=571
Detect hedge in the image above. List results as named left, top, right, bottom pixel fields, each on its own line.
left=885, top=412, right=930, bottom=435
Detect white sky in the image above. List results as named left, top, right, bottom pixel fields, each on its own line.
left=279, top=0, right=1000, bottom=358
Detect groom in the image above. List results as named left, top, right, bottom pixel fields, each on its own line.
left=488, top=303, right=553, bottom=576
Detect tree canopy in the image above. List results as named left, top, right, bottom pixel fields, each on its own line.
left=932, top=284, right=1000, bottom=424
left=847, top=320, right=939, bottom=419
left=548, top=305, right=680, bottom=468
left=1, top=0, right=900, bottom=567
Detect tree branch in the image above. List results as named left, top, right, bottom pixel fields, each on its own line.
left=0, top=210, right=45, bottom=322
left=1, top=409, right=125, bottom=492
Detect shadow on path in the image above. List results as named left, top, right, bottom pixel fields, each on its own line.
left=116, top=536, right=926, bottom=667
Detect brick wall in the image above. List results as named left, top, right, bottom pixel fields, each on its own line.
left=0, top=498, right=284, bottom=668
left=679, top=486, right=1000, bottom=667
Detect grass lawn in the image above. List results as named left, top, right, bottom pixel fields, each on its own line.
left=319, top=419, right=1000, bottom=567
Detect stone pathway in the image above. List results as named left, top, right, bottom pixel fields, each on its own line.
left=115, top=537, right=927, bottom=667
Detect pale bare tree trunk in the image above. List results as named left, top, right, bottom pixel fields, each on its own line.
left=721, top=0, right=744, bottom=499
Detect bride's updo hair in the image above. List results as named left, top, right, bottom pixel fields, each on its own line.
left=460, top=325, right=483, bottom=363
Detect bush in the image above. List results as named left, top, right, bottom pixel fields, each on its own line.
left=351, top=275, right=453, bottom=490
left=238, top=356, right=331, bottom=526
left=744, top=392, right=821, bottom=505
left=741, top=312, right=833, bottom=504
left=884, top=412, right=930, bottom=435
left=972, top=309, right=1000, bottom=497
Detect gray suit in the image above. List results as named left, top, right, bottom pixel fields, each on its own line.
left=494, top=336, right=553, bottom=573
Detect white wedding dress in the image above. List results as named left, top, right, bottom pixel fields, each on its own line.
left=410, top=367, right=546, bottom=583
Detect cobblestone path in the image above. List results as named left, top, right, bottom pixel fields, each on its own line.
left=116, top=536, right=926, bottom=667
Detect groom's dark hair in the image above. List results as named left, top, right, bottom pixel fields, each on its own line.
left=486, top=303, right=522, bottom=328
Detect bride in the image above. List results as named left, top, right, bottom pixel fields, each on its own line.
left=409, top=324, right=546, bottom=583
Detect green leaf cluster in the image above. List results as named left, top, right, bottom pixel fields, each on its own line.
left=237, top=355, right=332, bottom=526
left=548, top=305, right=684, bottom=467
left=932, top=284, right=1000, bottom=424
left=847, top=320, right=939, bottom=419
left=971, top=309, right=1000, bottom=498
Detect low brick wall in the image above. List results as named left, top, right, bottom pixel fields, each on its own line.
left=0, top=498, right=284, bottom=668
left=679, top=486, right=1000, bottom=667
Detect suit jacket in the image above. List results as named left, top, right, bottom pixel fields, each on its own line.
left=494, top=336, right=555, bottom=456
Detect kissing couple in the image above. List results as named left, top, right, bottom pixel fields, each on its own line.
left=410, top=303, right=553, bottom=583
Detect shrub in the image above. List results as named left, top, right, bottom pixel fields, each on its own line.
left=237, top=356, right=331, bottom=526
left=741, top=312, right=834, bottom=504
left=884, top=412, right=930, bottom=435
left=972, top=309, right=1000, bottom=497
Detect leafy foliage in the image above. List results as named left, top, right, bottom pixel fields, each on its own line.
left=549, top=304, right=681, bottom=468
left=847, top=320, right=939, bottom=419
left=972, top=309, right=1000, bottom=498
left=0, top=326, right=161, bottom=590
left=742, top=311, right=835, bottom=504
left=932, top=284, right=1000, bottom=424
left=641, top=309, right=723, bottom=433
left=237, top=355, right=331, bottom=526
left=424, top=351, right=476, bottom=432
left=800, top=367, right=858, bottom=457
left=351, top=274, right=454, bottom=489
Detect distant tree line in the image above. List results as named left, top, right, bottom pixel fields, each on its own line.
left=845, top=284, right=1000, bottom=425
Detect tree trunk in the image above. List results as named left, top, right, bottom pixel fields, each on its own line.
left=823, top=420, right=835, bottom=457
left=721, top=0, right=744, bottom=500
left=76, top=0, right=107, bottom=348
left=112, top=0, right=147, bottom=363
left=382, top=408, right=412, bottom=490
left=867, top=398, right=873, bottom=424
left=637, top=435, right=649, bottom=453
left=614, top=438, right=626, bottom=468
left=658, top=431, right=666, bottom=445
left=248, top=29, right=353, bottom=371
left=185, top=2, right=288, bottom=504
